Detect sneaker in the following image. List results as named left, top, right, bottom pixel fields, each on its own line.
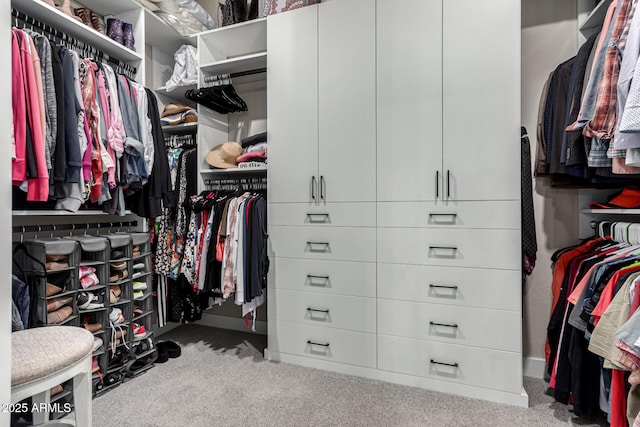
left=133, top=323, right=147, bottom=341
left=109, top=308, right=125, bottom=324
left=133, top=281, right=147, bottom=291
left=93, top=337, right=103, bottom=352
left=77, top=292, right=104, bottom=310
left=133, top=262, right=145, bottom=270
left=133, top=290, right=144, bottom=300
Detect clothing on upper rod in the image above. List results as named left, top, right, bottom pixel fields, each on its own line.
left=11, top=23, right=170, bottom=218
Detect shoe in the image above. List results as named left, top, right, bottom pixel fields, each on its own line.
left=135, top=337, right=154, bottom=354
left=83, top=322, right=102, bottom=333
left=109, top=269, right=128, bottom=283
left=80, top=272, right=100, bottom=289
left=45, top=282, right=63, bottom=297
left=109, top=286, right=121, bottom=304
left=133, top=262, right=145, bottom=270
left=132, top=245, right=141, bottom=256
left=133, top=305, right=143, bottom=316
left=133, top=290, right=144, bottom=300
left=47, top=306, right=73, bottom=324
left=132, top=272, right=144, bottom=279
left=111, top=261, right=127, bottom=271
left=77, top=292, right=104, bottom=310
left=93, top=337, right=103, bottom=352
left=91, top=11, right=104, bottom=33
left=122, top=22, right=135, bottom=50
left=50, top=384, right=63, bottom=396
left=45, top=261, right=69, bottom=271
left=157, top=341, right=181, bottom=358
left=79, top=265, right=96, bottom=279
left=57, top=0, right=83, bottom=22
left=74, top=7, right=92, bottom=27
left=46, top=254, right=67, bottom=262
left=133, top=281, right=147, bottom=291
left=109, top=308, right=125, bottom=324
left=92, top=356, right=100, bottom=373
left=110, top=249, right=125, bottom=261
left=46, top=295, right=72, bottom=313
left=133, top=323, right=146, bottom=340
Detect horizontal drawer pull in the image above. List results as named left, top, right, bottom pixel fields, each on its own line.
left=306, top=213, right=330, bottom=218
left=428, top=213, right=457, bottom=223
left=307, top=340, right=330, bottom=347
left=430, top=359, right=459, bottom=368
left=428, top=213, right=457, bottom=218
left=307, top=307, right=330, bottom=314
left=429, top=284, right=458, bottom=290
left=307, top=241, right=330, bottom=247
left=307, top=274, right=330, bottom=280
left=429, top=321, right=458, bottom=329
left=429, top=246, right=457, bottom=251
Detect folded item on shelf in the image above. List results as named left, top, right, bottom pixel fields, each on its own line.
left=165, top=44, right=198, bottom=92
left=161, top=109, right=198, bottom=126
left=133, top=281, right=147, bottom=291
left=245, top=142, right=267, bottom=153
left=241, top=131, right=267, bottom=148
left=589, top=186, right=640, bottom=209
left=237, top=149, right=266, bottom=163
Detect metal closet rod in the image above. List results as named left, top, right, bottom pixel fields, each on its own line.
left=11, top=8, right=137, bottom=78
left=203, top=68, right=267, bottom=83
left=12, top=221, right=138, bottom=234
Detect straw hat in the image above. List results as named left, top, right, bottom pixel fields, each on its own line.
left=205, top=142, right=244, bottom=169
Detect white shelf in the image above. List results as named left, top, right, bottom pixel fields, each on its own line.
left=582, top=209, right=640, bottom=214
left=200, top=167, right=267, bottom=174
left=155, top=83, right=197, bottom=105
left=73, top=0, right=140, bottom=16
left=12, top=210, right=134, bottom=216
left=12, top=0, right=143, bottom=63
left=143, top=8, right=194, bottom=55
left=198, top=18, right=267, bottom=65
left=579, top=0, right=612, bottom=32
left=200, top=52, right=267, bottom=76
left=162, top=122, right=198, bottom=134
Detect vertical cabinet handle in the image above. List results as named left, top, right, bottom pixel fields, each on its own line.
left=311, top=176, right=316, bottom=200
left=435, top=170, right=439, bottom=199
left=320, top=176, right=325, bottom=200
left=446, top=170, right=450, bottom=199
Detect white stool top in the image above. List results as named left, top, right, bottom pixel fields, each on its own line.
left=12, top=326, right=94, bottom=387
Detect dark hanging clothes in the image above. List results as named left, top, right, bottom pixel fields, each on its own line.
left=58, top=47, right=82, bottom=184
left=521, top=127, right=537, bottom=276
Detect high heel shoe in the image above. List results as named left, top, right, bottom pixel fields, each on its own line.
left=91, top=11, right=104, bottom=33
left=74, top=8, right=93, bottom=27
left=58, top=0, right=82, bottom=22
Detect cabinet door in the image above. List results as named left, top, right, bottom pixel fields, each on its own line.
left=442, top=0, right=520, bottom=201
left=318, top=0, right=376, bottom=203
left=376, top=0, right=443, bottom=202
left=267, top=6, right=319, bottom=203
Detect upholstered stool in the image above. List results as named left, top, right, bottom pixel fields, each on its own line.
left=12, top=326, right=94, bottom=426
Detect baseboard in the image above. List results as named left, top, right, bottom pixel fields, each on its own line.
left=197, top=312, right=268, bottom=335
left=523, top=357, right=546, bottom=379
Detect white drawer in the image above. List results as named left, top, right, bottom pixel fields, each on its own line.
left=269, top=202, right=376, bottom=227
left=269, top=321, right=377, bottom=368
left=377, top=201, right=519, bottom=229
left=378, top=335, right=521, bottom=393
left=270, top=226, right=376, bottom=262
left=377, top=300, right=520, bottom=352
left=271, top=257, right=376, bottom=297
left=377, top=228, right=519, bottom=270
left=377, top=263, right=520, bottom=310
left=270, top=289, right=376, bottom=333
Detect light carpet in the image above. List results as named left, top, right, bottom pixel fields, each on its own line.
left=92, top=324, right=608, bottom=427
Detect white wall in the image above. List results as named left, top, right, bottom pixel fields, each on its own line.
left=1, top=4, right=12, bottom=425
left=521, top=0, right=581, bottom=372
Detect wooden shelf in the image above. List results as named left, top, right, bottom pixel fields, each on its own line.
left=200, top=52, right=267, bottom=76
left=579, top=0, right=612, bottom=32
left=12, top=0, right=143, bottom=63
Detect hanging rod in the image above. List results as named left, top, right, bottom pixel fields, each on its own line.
left=11, top=8, right=137, bottom=78
left=12, top=221, right=138, bottom=234
left=203, top=68, right=267, bottom=83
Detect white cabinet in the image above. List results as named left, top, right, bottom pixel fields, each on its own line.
left=318, top=0, right=376, bottom=203
left=376, top=0, right=443, bottom=202
left=267, top=0, right=376, bottom=204
left=442, top=0, right=520, bottom=201
left=267, top=6, right=318, bottom=204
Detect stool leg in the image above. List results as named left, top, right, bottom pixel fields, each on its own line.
left=72, top=357, right=92, bottom=426
left=31, top=390, right=50, bottom=425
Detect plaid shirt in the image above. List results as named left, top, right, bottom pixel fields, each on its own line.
left=584, top=0, right=634, bottom=140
